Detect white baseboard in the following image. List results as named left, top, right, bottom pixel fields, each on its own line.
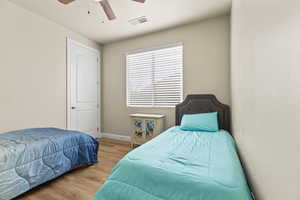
left=94, top=132, right=102, bottom=139
left=100, top=132, right=131, bottom=142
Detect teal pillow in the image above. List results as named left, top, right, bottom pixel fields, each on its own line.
left=180, top=112, right=219, bottom=132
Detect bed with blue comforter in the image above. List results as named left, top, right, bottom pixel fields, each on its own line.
left=0, top=128, right=99, bottom=200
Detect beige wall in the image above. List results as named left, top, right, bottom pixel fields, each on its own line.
left=0, top=0, right=100, bottom=133
left=231, top=0, right=300, bottom=199
left=102, top=15, right=230, bottom=136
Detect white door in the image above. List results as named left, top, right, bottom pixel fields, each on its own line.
left=67, top=39, right=100, bottom=137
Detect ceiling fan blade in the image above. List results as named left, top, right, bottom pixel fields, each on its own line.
left=100, top=0, right=116, bottom=20
left=57, top=0, right=75, bottom=4
left=132, top=0, right=146, bottom=3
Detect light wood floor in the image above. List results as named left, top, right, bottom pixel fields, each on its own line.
left=15, top=138, right=132, bottom=200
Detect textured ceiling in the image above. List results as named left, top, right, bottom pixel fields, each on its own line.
left=9, top=0, right=231, bottom=44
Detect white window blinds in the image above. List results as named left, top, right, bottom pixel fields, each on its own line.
left=127, top=44, right=183, bottom=107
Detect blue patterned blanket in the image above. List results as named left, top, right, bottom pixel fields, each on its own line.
left=0, top=128, right=99, bottom=200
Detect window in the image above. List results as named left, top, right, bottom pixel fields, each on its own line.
left=127, top=44, right=183, bottom=107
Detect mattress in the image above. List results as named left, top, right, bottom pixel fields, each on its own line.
left=93, top=127, right=253, bottom=200
left=0, top=128, right=99, bottom=200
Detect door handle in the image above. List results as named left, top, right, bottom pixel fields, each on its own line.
left=71, top=106, right=76, bottom=110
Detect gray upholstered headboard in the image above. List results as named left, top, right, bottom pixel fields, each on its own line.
left=175, top=94, right=231, bottom=132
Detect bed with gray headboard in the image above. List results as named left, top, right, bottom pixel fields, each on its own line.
left=93, top=94, right=253, bottom=200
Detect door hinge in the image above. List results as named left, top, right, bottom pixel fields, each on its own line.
left=97, top=127, right=99, bottom=132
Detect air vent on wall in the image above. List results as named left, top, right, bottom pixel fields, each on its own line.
left=129, top=16, right=149, bottom=25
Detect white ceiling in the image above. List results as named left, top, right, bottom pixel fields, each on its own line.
left=9, top=0, right=231, bottom=44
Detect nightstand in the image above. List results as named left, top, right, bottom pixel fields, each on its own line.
left=130, top=114, right=165, bottom=148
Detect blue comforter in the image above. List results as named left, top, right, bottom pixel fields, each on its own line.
left=0, top=128, right=99, bottom=200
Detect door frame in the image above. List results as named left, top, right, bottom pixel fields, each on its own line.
left=66, top=38, right=101, bottom=137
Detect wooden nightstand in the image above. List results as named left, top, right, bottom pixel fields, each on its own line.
left=130, top=114, right=165, bottom=148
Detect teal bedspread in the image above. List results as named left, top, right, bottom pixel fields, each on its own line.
left=94, top=127, right=253, bottom=200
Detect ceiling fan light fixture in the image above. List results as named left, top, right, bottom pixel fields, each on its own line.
left=57, top=0, right=147, bottom=22
left=57, top=0, right=75, bottom=4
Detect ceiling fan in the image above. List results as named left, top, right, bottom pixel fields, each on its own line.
left=57, top=0, right=146, bottom=21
